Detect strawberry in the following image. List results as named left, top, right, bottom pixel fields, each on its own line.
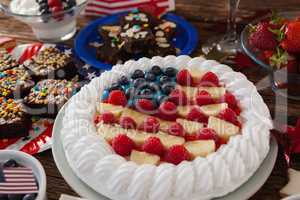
left=199, top=72, right=220, bottom=87
left=135, top=98, right=154, bottom=112
left=97, top=112, right=115, bottom=124
left=268, top=48, right=298, bottom=73
left=112, top=134, right=135, bottom=156
left=196, top=90, right=215, bottom=106
left=158, top=101, right=177, bottom=121
left=197, top=128, right=221, bottom=147
left=187, top=107, right=208, bottom=123
left=168, top=89, right=188, bottom=106
left=249, top=22, right=278, bottom=50
left=120, top=116, right=137, bottom=129
left=185, top=134, right=198, bottom=141
left=107, top=90, right=127, bottom=106
left=142, top=137, right=165, bottom=156
left=218, top=108, right=239, bottom=126
left=48, top=0, right=63, bottom=8
left=164, top=145, right=190, bottom=165
left=168, top=122, right=185, bottom=137
left=176, top=69, right=193, bottom=86
left=140, top=116, right=160, bottom=133
left=281, top=21, right=300, bottom=53
left=223, top=92, right=238, bottom=109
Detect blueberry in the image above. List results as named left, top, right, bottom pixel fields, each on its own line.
left=159, top=76, right=171, bottom=85
left=8, top=194, right=23, bottom=200
left=145, top=72, right=156, bottom=82
left=22, top=194, right=36, bottom=200
left=119, top=76, right=129, bottom=85
left=38, top=3, right=49, bottom=11
left=157, top=95, right=168, bottom=104
left=148, top=82, right=161, bottom=92
left=164, top=67, right=178, bottom=77
left=161, top=83, right=175, bottom=95
left=3, top=159, right=18, bottom=168
left=133, top=78, right=146, bottom=88
left=131, top=69, right=144, bottom=79
left=109, top=83, right=123, bottom=91
left=101, top=89, right=109, bottom=101
left=140, top=88, right=153, bottom=96
left=125, top=87, right=136, bottom=99
left=150, top=65, right=162, bottom=76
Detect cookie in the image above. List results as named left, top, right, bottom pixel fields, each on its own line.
left=23, top=47, right=77, bottom=81
left=0, top=97, right=31, bottom=139
left=23, top=79, right=81, bottom=117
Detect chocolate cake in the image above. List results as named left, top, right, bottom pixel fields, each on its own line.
left=0, top=66, right=35, bottom=99
left=0, top=97, right=31, bottom=139
left=23, top=79, right=81, bottom=117
left=0, top=50, right=19, bottom=72
left=23, top=47, right=77, bottom=81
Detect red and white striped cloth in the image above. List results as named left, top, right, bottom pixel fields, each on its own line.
left=0, top=167, right=38, bottom=194
left=84, top=0, right=175, bottom=16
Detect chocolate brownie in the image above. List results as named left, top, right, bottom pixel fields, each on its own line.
left=23, top=79, right=81, bottom=117
left=0, top=97, right=31, bottom=139
left=98, top=25, right=122, bottom=42
left=23, top=47, right=77, bottom=81
left=120, top=10, right=159, bottom=29
left=0, top=66, right=34, bottom=98
left=96, top=43, right=131, bottom=65
left=0, top=50, right=19, bottom=72
left=154, top=20, right=177, bottom=40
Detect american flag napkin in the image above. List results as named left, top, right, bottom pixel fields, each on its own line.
left=84, top=0, right=175, bottom=16
left=0, top=167, right=38, bottom=194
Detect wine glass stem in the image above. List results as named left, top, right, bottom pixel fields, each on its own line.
left=227, top=0, right=240, bottom=40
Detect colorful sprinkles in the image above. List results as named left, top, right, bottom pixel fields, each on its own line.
left=0, top=97, right=25, bottom=124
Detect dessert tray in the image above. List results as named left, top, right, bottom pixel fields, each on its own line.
left=0, top=43, right=83, bottom=154
left=57, top=55, right=274, bottom=200
left=75, top=11, right=198, bottom=70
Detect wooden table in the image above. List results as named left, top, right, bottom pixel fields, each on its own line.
left=1, top=1, right=300, bottom=199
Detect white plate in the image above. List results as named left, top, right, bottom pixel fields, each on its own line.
left=52, top=105, right=278, bottom=200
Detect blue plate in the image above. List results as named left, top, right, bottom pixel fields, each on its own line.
left=74, top=12, right=198, bottom=70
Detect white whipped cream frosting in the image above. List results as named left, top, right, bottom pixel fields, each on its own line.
left=61, top=56, right=272, bottom=200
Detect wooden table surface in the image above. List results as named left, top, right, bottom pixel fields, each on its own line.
left=1, top=1, right=300, bottom=199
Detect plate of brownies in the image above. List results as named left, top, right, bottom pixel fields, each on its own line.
left=74, top=9, right=198, bottom=70
left=0, top=43, right=83, bottom=154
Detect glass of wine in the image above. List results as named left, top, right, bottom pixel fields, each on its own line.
left=202, top=0, right=241, bottom=55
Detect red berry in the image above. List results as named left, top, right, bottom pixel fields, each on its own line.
left=120, top=116, right=137, bottom=129
left=107, top=90, right=127, bottom=106
left=48, top=0, right=63, bottom=8
left=135, top=98, right=154, bottom=112
left=94, top=115, right=101, bottom=124
left=168, top=89, right=188, bottom=105
left=218, top=108, right=239, bottom=126
left=199, top=72, right=219, bottom=87
left=249, top=22, right=278, bottom=50
left=98, top=112, right=115, bottom=124
left=159, top=101, right=177, bottom=116
left=197, top=128, right=221, bottom=147
left=168, top=122, right=185, bottom=137
left=196, top=90, right=215, bottom=106
left=140, top=116, right=160, bottom=133
left=223, top=92, right=238, bottom=109
left=281, top=21, right=300, bottom=53
left=176, top=69, right=193, bottom=86
left=142, top=137, right=165, bottom=156
left=165, top=145, right=190, bottom=165
left=187, top=107, right=208, bottom=123
left=185, top=134, right=198, bottom=141
left=112, top=134, right=135, bottom=156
